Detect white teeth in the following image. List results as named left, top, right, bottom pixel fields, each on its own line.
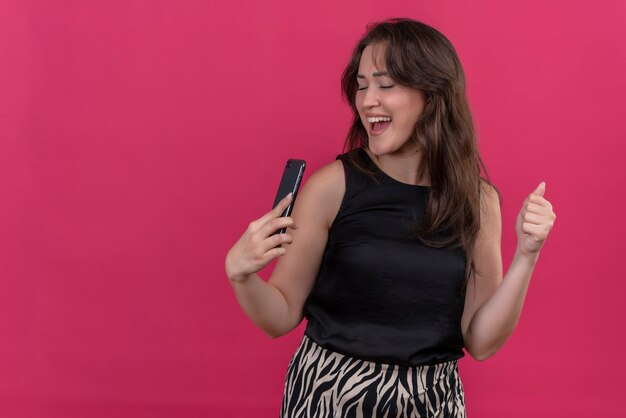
left=367, top=116, right=392, bottom=123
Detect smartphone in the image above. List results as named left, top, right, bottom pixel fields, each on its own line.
left=271, top=158, right=306, bottom=236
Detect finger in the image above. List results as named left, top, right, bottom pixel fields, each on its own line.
left=261, top=246, right=287, bottom=263
left=262, top=216, right=297, bottom=238
left=522, top=222, right=550, bottom=239
left=257, top=192, right=294, bottom=225
left=531, top=182, right=546, bottom=198
left=526, top=204, right=556, bottom=225
left=528, top=194, right=551, bottom=208
left=523, top=212, right=546, bottom=225
left=260, top=232, right=293, bottom=253
left=525, top=202, right=548, bottom=215
left=533, top=195, right=554, bottom=211
left=269, top=192, right=293, bottom=217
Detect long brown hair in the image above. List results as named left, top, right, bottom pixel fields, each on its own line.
left=340, top=17, right=501, bottom=294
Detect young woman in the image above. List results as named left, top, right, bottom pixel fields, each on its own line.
left=225, top=17, right=556, bottom=418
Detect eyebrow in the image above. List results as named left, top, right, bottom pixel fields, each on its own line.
left=356, top=72, right=389, bottom=78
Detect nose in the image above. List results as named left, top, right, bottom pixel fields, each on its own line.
left=361, top=86, right=380, bottom=108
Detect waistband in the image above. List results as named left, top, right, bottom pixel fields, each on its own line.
left=298, top=333, right=459, bottom=390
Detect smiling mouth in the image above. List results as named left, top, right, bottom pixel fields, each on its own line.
left=371, top=121, right=391, bottom=135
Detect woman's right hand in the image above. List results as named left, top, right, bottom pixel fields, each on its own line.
left=225, top=192, right=298, bottom=283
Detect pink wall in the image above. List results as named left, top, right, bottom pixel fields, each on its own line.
left=1, top=0, right=624, bottom=416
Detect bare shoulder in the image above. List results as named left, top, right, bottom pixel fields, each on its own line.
left=479, top=180, right=501, bottom=218
left=305, top=158, right=345, bottom=186
left=299, top=158, right=345, bottom=229
left=475, top=180, right=501, bottom=254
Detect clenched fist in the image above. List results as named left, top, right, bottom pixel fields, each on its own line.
left=516, top=182, right=556, bottom=258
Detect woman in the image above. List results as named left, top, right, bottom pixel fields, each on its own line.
left=225, top=18, right=556, bottom=418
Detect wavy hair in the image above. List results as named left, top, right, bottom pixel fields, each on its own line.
left=340, top=17, right=501, bottom=293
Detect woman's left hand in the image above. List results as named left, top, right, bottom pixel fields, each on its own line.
left=516, top=182, right=556, bottom=258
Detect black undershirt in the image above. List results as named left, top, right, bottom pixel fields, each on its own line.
left=302, top=147, right=467, bottom=366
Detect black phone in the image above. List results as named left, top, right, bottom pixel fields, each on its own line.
left=271, top=158, right=306, bottom=236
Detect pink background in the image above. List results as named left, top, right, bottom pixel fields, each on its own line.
left=1, top=0, right=624, bottom=417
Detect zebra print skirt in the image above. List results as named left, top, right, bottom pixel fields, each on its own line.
left=280, top=334, right=466, bottom=418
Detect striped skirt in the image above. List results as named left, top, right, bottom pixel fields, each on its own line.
left=280, top=334, right=466, bottom=418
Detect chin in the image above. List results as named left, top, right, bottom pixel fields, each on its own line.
left=367, top=141, right=393, bottom=157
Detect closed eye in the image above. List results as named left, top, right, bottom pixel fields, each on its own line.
left=357, top=85, right=395, bottom=91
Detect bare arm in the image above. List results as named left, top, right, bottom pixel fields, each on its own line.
left=462, top=182, right=556, bottom=360
left=225, top=160, right=345, bottom=338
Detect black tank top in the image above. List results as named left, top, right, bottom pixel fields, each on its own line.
left=303, top=147, right=467, bottom=366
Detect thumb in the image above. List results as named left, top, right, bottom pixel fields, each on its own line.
left=532, top=181, right=546, bottom=197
